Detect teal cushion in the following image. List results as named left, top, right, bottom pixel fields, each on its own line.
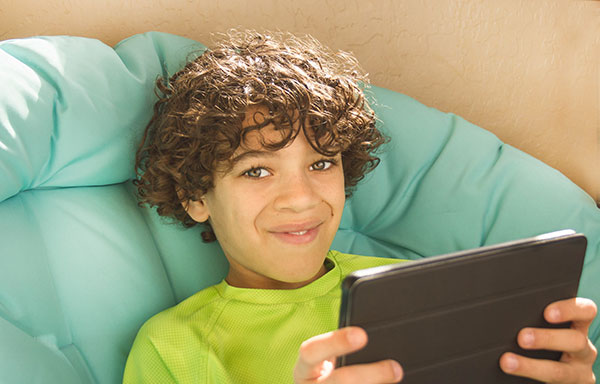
left=1, top=32, right=599, bottom=383
left=0, top=33, right=205, bottom=200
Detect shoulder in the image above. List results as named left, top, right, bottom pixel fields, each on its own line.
left=129, top=283, right=229, bottom=358
left=124, top=284, right=227, bottom=383
left=138, top=284, right=225, bottom=341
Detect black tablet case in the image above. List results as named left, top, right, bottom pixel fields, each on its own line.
left=337, top=231, right=587, bottom=383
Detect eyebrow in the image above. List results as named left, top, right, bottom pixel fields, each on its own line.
left=230, top=150, right=277, bottom=165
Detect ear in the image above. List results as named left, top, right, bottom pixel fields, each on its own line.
left=182, top=198, right=210, bottom=223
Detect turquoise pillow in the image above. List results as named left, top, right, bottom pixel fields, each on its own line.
left=0, top=33, right=205, bottom=200
left=1, top=32, right=599, bottom=383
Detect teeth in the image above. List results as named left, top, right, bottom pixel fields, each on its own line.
left=289, top=230, right=308, bottom=235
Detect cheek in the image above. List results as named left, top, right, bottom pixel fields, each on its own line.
left=226, top=192, right=269, bottom=233
left=313, top=175, right=345, bottom=222
left=330, top=171, right=346, bottom=211
left=332, top=195, right=346, bottom=221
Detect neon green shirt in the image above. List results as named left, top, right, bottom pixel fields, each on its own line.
left=123, top=251, right=403, bottom=383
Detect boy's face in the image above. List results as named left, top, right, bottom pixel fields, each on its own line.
left=185, top=107, right=345, bottom=289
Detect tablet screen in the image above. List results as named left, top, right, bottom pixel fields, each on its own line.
left=337, top=230, right=586, bottom=383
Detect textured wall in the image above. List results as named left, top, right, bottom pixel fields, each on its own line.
left=2, top=0, right=598, bottom=200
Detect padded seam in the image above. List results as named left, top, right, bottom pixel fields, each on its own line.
left=17, top=192, right=99, bottom=383
left=59, top=342, right=97, bottom=383
left=19, top=193, right=74, bottom=345
left=125, top=182, right=177, bottom=304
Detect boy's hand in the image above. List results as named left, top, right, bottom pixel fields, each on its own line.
left=294, top=326, right=403, bottom=384
left=500, top=298, right=598, bottom=383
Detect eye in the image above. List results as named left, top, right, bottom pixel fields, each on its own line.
left=243, top=167, right=271, bottom=178
left=310, top=159, right=335, bottom=171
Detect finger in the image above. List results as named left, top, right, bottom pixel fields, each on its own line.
left=295, top=327, right=368, bottom=380
left=499, top=352, right=580, bottom=383
left=326, top=359, right=403, bottom=384
left=517, top=327, right=590, bottom=354
left=545, top=298, right=597, bottom=331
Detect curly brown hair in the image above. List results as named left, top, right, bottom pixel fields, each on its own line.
left=134, top=30, right=387, bottom=242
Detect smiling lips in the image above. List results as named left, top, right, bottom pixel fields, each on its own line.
left=270, top=222, right=322, bottom=245
left=289, top=230, right=308, bottom=235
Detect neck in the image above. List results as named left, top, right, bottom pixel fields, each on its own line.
left=225, top=263, right=328, bottom=290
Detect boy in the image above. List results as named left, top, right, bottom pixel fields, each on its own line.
left=124, top=31, right=597, bottom=383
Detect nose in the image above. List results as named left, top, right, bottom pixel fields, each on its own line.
left=273, top=170, right=320, bottom=213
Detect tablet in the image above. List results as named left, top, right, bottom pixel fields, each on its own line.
left=337, top=230, right=587, bottom=383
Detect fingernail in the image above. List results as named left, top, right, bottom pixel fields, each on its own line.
left=504, top=355, right=519, bottom=372
left=521, top=330, right=534, bottom=347
left=392, top=361, right=403, bottom=380
left=347, top=329, right=364, bottom=347
left=548, top=308, right=560, bottom=322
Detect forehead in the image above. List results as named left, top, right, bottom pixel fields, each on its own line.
left=225, top=105, right=341, bottom=167
left=236, top=105, right=300, bottom=151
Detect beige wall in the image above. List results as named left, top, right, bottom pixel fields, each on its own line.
left=2, top=0, right=598, bottom=201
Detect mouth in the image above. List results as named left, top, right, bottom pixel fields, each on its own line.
left=289, top=230, right=308, bottom=235
left=269, top=221, right=323, bottom=245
